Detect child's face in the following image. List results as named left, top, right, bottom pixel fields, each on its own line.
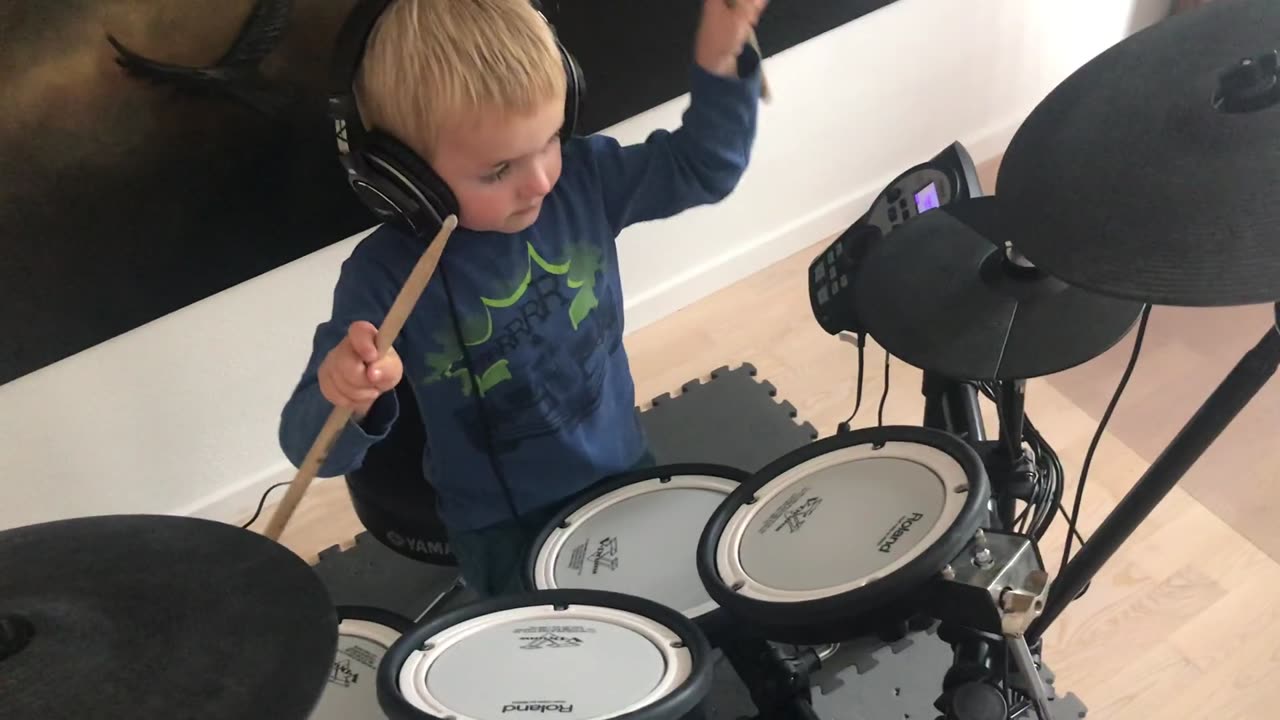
left=432, top=97, right=566, bottom=234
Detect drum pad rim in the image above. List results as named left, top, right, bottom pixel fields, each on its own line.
left=335, top=605, right=416, bottom=634
left=375, top=589, right=715, bottom=720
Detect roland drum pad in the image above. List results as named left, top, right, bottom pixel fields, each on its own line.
left=697, top=426, right=990, bottom=645
left=377, top=589, right=714, bottom=720
left=526, top=464, right=748, bottom=641
left=313, top=607, right=412, bottom=719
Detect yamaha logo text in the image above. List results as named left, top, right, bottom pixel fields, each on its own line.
left=878, top=512, right=925, bottom=553
left=384, top=530, right=450, bottom=557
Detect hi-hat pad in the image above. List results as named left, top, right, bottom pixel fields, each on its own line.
left=998, top=0, right=1280, bottom=306
left=853, top=197, right=1144, bottom=380
left=0, top=515, right=337, bottom=720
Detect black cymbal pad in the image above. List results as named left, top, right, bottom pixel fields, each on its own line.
left=0, top=515, right=337, bottom=720
left=998, top=0, right=1280, bottom=307
left=853, top=197, right=1144, bottom=380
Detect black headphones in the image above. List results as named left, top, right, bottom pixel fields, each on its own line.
left=328, top=0, right=586, bottom=238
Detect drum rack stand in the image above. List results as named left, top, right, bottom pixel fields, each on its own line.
left=922, top=372, right=1033, bottom=530
left=920, top=308, right=1280, bottom=713
left=311, top=363, right=1087, bottom=719
left=922, top=372, right=1062, bottom=719
left=923, top=310, right=1280, bottom=647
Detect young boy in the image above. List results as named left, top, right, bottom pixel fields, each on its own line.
left=279, top=0, right=765, bottom=597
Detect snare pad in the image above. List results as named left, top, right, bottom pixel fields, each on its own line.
left=698, top=426, right=989, bottom=641
left=529, top=464, right=747, bottom=621
left=377, top=590, right=714, bottom=720
left=315, top=607, right=411, bottom=719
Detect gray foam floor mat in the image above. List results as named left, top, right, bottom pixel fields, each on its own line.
left=640, top=363, right=819, bottom=471
left=312, top=533, right=461, bottom=621
left=312, top=363, right=1086, bottom=718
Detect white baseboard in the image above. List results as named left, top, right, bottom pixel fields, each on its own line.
left=179, top=462, right=300, bottom=525
left=186, top=119, right=1020, bottom=527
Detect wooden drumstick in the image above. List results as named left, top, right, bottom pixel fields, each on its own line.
left=746, top=29, right=771, bottom=102
left=263, top=215, right=459, bottom=542
left=727, top=0, right=772, bottom=102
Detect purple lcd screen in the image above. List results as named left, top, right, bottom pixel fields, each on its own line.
left=914, top=182, right=941, bottom=212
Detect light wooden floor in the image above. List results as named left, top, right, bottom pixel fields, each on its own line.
left=256, top=161, right=1280, bottom=719
left=1044, top=303, right=1280, bottom=562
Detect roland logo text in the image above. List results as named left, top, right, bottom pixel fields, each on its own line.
left=878, top=512, right=925, bottom=553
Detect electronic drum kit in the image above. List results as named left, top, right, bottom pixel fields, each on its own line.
left=4, top=1, right=1280, bottom=718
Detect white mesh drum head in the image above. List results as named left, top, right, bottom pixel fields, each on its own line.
left=313, top=617, right=403, bottom=719
left=532, top=472, right=739, bottom=619
left=396, top=602, right=693, bottom=719
left=717, top=440, right=971, bottom=602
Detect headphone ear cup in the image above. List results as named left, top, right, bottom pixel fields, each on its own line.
left=363, top=131, right=460, bottom=234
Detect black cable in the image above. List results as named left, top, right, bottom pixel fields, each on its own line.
left=1056, top=504, right=1087, bottom=548
left=241, top=481, right=291, bottom=529
left=439, top=264, right=530, bottom=539
left=1023, top=415, right=1060, bottom=540
left=1013, top=500, right=1032, bottom=534
left=1059, top=304, right=1152, bottom=583
left=974, top=379, right=1089, bottom=551
left=1029, top=431, right=1058, bottom=539
left=838, top=333, right=866, bottom=433
left=877, top=348, right=890, bottom=427
left=975, top=380, right=1065, bottom=542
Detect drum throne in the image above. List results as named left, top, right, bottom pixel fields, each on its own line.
left=343, top=379, right=466, bottom=618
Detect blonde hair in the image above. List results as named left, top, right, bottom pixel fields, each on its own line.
left=354, top=0, right=567, bottom=160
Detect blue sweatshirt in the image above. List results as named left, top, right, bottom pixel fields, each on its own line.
left=279, top=57, right=761, bottom=532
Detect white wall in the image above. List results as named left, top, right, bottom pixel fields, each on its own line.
left=0, top=0, right=1168, bottom=531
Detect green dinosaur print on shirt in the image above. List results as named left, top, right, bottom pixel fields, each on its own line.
left=422, top=241, right=604, bottom=396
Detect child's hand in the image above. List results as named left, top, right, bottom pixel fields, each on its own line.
left=318, top=321, right=403, bottom=416
left=695, top=0, right=768, bottom=79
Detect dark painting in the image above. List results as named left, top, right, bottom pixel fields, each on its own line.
left=0, top=0, right=898, bottom=386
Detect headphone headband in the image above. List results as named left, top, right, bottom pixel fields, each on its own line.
left=329, top=0, right=394, bottom=171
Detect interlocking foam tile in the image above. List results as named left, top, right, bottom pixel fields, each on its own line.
left=640, top=363, right=819, bottom=470
left=312, top=532, right=464, bottom=622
